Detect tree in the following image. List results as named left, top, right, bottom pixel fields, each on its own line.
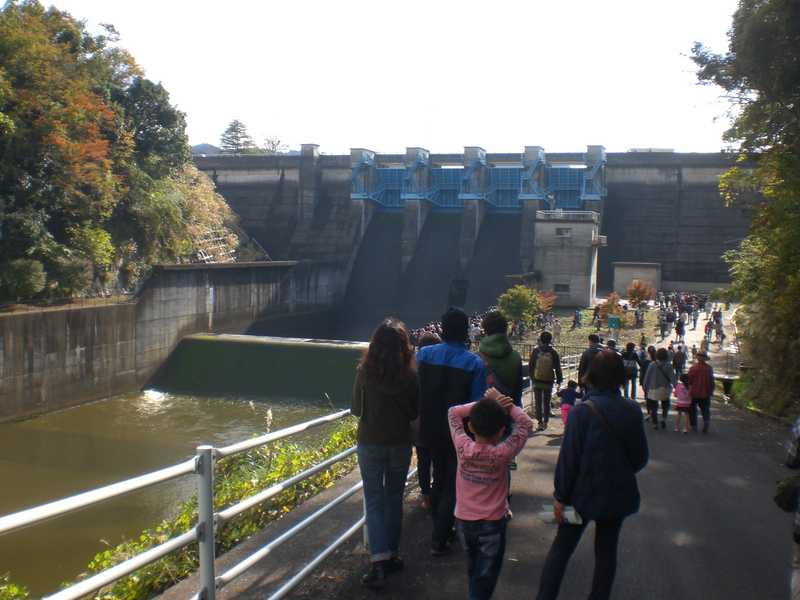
left=0, top=1, right=241, bottom=302
left=692, top=0, right=800, bottom=414
left=220, top=120, right=257, bottom=154
left=119, top=77, right=190, bottom=178
left=0, top=259, right=45, bottom=302
left=537, top=290, right=557, bottom=312
left=626, top=280, right=655, bottom=308
left=599, top=292, right=625, bottom=322
left=497, top=285, right=543, bottom=326
left=263, top=136, right=288, bottom=155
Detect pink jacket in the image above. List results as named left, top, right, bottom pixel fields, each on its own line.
left=448, top=402, right=533, bottom=521
left=674, top=382, right=692, bottom=408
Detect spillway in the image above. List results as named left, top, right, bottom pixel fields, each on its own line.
left=397, top=213, right=464, bottom=327
left=336, top=212, right=403, bottom=340
left=464, top=213, right=523, bottom=313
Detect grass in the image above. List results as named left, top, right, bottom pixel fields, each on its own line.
left=516, top=307, right=660, bottom=354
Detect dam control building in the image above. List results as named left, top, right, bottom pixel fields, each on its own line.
left=195, top=145, right=751, bottom=337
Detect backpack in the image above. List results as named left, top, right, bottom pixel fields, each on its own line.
left=533, top=349, right=555, bottom=382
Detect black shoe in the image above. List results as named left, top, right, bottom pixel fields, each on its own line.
left=653, top=423, right=659, bottom=430
left=361, top=563, right=386, bottom=589
left=661, top=421, right=666, bottom=429
left=702, top=426, right=709, bottom=434
left=384, top=556, right=404, bottom=574
left=431, top=542, right=451, bottom=557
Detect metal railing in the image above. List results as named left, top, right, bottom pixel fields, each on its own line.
left=0, top=409, right=405, bottom=600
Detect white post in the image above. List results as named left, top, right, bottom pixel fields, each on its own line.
left=197, top=445, right=216, bottom=600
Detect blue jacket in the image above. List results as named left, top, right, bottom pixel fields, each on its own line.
left=417, top=342, right=487, bottom=448
left=554, top=391, right=648, bottom=521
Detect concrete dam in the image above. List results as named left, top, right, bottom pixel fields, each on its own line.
left=197, top=145, right=752, bottom=338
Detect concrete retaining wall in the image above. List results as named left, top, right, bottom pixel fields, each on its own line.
left=0, top=261, right=340, bottom=422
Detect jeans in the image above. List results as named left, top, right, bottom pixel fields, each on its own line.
left=536, top=518, right=624, bottom=600
left=457, top=518, right=507, bottom=600
left=623, top=376, right=637, bottom=401
left=646, top=399, right=670, bottom=424
left=357, top=444, right=412, bottom=562
left=690, top=397, right=711, bottom=431
left=416, top=446, right=432, bottom=496
left=430, top=442, right=458, bottom=547
left=534, top=384, right=554, bottom=426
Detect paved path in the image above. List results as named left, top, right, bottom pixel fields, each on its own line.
left=282, top=398, right=791, bottom=600
left=201, top=308, right=792, bottom=600
left=284, top=309, right=793, bottom=600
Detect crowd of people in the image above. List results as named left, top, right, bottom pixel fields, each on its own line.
left=655, top=292, right=727, bottom=350
left=349, top=298, right=727, bottom=599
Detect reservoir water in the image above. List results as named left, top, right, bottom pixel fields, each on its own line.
left=0, top=390, right=332, bottom=596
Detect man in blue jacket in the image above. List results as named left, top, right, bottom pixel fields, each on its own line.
left=417, top=307, right=487, bottom=556
left=537, top=349, right=648, bottom=600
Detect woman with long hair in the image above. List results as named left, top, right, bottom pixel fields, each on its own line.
left=351, top=318, right=419, bottom=589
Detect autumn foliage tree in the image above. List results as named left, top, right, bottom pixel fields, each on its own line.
left=626, top=280, right=656, bottom=308
left=0, top=1, right=241, bottom=302
left=537, top=290, right=557, bottom=312
left=599, top=293, right=625, bottom=322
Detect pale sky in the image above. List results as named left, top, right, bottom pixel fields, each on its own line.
left=52, top=0, right=739, bottom=154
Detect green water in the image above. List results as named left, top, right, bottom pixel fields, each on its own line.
left=0, top=391, right=331, bottom=596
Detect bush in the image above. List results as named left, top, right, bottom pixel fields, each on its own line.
left=0, top=259, right=46, bottom=303
left=0, top=574, right=29, bottom=599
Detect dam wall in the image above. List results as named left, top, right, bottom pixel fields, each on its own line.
left=195, top=150, right=753, bottom=331
left=0, top=261, right=340, bottom=422
left=599, top=153, right=753, bottom=290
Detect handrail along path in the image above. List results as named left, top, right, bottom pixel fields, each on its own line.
left=0, top=407, right=404, bottom=600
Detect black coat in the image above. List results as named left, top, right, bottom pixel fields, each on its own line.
left=554, top=391, right=649, bottom=521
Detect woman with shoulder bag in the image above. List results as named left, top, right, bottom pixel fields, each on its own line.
left=642, top=348, right=677, bottom=430
left=351, top=318, right=419, bottom=589
left=536, top=349, right=649, bottom=600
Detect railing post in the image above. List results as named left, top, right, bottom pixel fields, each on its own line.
left=197, top=445, right=216, bottom=600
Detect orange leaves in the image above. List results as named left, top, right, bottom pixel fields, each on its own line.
left=537, top=289, right=557, bottom=312
left=626, top=280, right=656, bottom=308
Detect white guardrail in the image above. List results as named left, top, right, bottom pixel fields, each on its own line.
left=0, top=409, right=417, bottom=600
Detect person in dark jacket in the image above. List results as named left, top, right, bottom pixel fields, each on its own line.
left=352, top=319, right=419, bottom=589
left=620, top=342, right=641, bottom=401
left=479, top=311, right=524, bottom=406
left=529, top=331, right=563, bottom=430
left=414, top=332, right=442, bottom=511
left=577, top=334, right=603, bottom=389
left=536, top=349, right=648, bottom=600
left=417, top=307, right=487, bottom=556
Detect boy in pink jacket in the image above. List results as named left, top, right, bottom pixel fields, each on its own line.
left=448, top=387, right=533, bottom=599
